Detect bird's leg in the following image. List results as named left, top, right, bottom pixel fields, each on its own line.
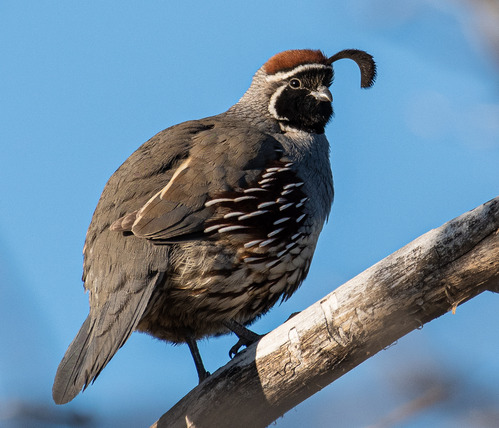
left=223, top=319, right=263, bottom=358
left=186, top=336, right=210, bottom=383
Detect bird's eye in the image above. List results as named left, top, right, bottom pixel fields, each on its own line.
left=289, top=78, right=302, bottom=89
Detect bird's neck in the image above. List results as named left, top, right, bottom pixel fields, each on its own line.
left=226, top=70, right=282, bottom=134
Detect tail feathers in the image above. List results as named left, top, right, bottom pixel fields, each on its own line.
left=52, top=316, right=95, bottom=404
left=52, top=273, right=163, bottom=404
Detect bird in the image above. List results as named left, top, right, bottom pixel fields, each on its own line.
left=52, top=48, right=376, bottom=405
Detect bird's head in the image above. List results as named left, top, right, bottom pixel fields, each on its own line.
left=236, top=49, right=376, bottom=134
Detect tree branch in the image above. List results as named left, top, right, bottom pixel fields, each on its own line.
left=152, top=196, right=499, bottom=428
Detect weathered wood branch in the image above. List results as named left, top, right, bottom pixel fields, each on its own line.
left=152, top=196, right=499, bottom=428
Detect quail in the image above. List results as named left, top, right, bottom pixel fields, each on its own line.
left=52, top=48, right=376, bottom=404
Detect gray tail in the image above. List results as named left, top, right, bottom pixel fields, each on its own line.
left=52, top=315, right=97, bottom=404
left=52, top=274, right=162, bottom=404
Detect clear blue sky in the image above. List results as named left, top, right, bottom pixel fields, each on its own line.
left=1, top=1, right=498, bottom=427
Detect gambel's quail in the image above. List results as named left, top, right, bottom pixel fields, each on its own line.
left=53, top=48, right=376, bottom=404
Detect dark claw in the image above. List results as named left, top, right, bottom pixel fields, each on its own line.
left=228, top=335, right=262, bottom=358
left=224, top=319, right=263, bottom=358
left=229, top=338, right=245, bottom=359
left=229, top=336, right=264, bottom=359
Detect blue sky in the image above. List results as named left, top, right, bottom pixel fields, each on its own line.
left=1, top=1, right=498, bottom=427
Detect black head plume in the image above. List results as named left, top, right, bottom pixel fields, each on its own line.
left=327, top=49, right=376, bottom=88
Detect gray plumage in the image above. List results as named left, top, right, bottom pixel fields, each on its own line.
left=53, top=49, right=375, bottom=404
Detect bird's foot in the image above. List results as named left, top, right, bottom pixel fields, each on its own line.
left=228, top=336, right=262, bottom=358
left=223, top=319, right=263, bottom=358
left=198, top=368, right=211, bottom=383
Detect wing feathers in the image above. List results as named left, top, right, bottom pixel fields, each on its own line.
left=52, top=272, right=164, bottom=404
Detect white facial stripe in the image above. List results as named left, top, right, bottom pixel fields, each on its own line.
left=265, top=63, right=331, bottom=82
left=268, top=83, right=288, bottom=121
left=279, top=122, right=308, bottom=133
left=267, top=63, right=332, bottom=121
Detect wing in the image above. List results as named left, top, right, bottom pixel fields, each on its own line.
left=53, top=120, right=211, bottom=403
left=109, top=154, right=214, bottom=242
left=110, top=119, right=285, bottom=243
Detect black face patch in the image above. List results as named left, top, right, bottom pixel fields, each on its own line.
left=273, top=68, right=334, bottom=134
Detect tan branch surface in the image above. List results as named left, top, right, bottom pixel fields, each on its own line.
left=152, top=196, right=499, bottom=428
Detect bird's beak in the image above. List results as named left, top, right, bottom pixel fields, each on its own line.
left=310, top=86, right=333, bottom=103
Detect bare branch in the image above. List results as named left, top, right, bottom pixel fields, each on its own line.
left=152, top=196, right=499, bottom=428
